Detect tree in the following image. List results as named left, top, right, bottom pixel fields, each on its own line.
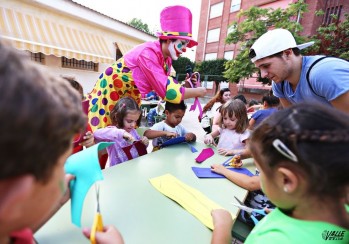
left=308, top=13, right=349, bottom=60
left=196, top=59, right=227, bottom=94
left=224, top=1, right=311, bottom=84
left=128, top=18, right=153, bottom=35
left=172, top=56, right=195, bottom=81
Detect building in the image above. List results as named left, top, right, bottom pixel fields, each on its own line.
left=196, top=0, right=349, bottom=101
left=0, top=0, right=156, bottom=93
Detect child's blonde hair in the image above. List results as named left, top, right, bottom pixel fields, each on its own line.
left=219, top=99, right=248, bottom=133
left=110, top=97, right=141, bottom=128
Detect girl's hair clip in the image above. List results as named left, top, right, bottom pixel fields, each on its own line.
left=272, top=139, right=298, bottom=162
left=121, top=103, right=126, bottom=108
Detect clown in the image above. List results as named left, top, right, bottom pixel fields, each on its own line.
left=88, top=5, right=206, bottom=130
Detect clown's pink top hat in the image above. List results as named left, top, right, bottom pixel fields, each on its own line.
left=156, top=5, right=198, bottom=48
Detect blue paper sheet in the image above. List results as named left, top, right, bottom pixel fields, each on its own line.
left=161, top=136, right=198, bottom=152
left=161, top=136, right=186, bottom=148
left=192, top=167, right=254, bottom=178
left=64, top=142, right=114, bottom=227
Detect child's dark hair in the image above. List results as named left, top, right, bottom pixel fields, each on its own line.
left=165, top=100, right=187, bottom=113
left=110, top=97, right=141, bottom=128
left=0, top=43, right=86, bottom=182
left=61, top=75, right=84, bottom=99
left=250, top=103, right=349, bottom=199
left=248, top=99, right=259, bottom=107
left=219, top=99, right=248, bottom=133
left=262, top=95, right=280, bottom=107
left=233, top=94, right=247, bottom=105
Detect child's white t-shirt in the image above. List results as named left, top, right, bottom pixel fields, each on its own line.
left=150, top=121, right=188, bottom=147
left=217, top=128, right=250, bottom=150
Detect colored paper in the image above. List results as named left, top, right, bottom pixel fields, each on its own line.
left=187, top=143, right=198, bottom=153
left=161, top=136, right=186, bottom=148
left=65, top=142, right=114, bottom=227
left=191, top=167, right=254, bottom=178
left=195, top=148, right=214, bottom=163
left=149, top=174, right=234, bottom=230
left=122, top=140, right=147, bottom=160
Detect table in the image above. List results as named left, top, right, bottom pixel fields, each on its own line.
left=140, top=100, right=158, bottom=113
left=35, top=142, right=255, bottom=244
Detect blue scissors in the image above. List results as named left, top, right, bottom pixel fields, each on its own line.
left=232, top=196, right=267, bottom=225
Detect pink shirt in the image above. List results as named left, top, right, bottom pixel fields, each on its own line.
left=124, top=41, right=184, bottom=102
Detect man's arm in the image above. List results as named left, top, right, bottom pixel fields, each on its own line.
left=330, top=91, right=349, bottom=114
left=279, top=97, right=292, bottom=108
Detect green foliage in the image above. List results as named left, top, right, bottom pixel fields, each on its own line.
left=224, top=2, right=311, bottom=84
left=196, top=59, right=227, bottom=82
left=307, top=13, right=349, bottom=60
left=128, top=18, right=153, bottom=35
left=172, top=57, right=195, bottom=81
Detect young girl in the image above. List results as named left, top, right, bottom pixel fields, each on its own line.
left=201, top=88, right=231, bottom=134
left=93, top=97, right=149, bottom=167
left=204, top=99, right=250, bottom=158
left=244, top=103, right=349, bottom=243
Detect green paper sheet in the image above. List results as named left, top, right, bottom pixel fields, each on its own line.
left=64, top=142, right=113, bottom=227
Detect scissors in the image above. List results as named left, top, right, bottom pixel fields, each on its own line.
left=90, top=184, right=104, bottom=244
left=222, top=154, right=240, bottom=167
left=232, top=196, right=267, bottom=225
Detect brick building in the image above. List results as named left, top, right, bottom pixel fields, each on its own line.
left=196, top=0, right=349, bottom=101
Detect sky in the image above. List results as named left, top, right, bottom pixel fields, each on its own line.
left=73, top=0, right=202, bottom=60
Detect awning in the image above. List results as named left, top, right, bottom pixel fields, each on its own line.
left=0, top=7, right=114, bottom=63
left=116, top=42, right=135, bottom=55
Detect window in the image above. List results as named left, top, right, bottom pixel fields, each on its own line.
left=115, top=43, right=122, bottom=60
left=205, top=53, right=217, bottom=61
left=323, top=2, right=343, bottom=25
left=231, top=0, right=241, bottom=13
left=62, top=57, right=98, bottom=71
left=210, top=2, right=224, bottom=19
left=224, top=51, right=234, bottom=60
left=227, top=24, right=236, bottom=36
left=30, top=52, right=45, bottom=64
left=207, top=28, right=220, bottom=43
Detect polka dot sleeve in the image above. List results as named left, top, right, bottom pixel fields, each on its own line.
left=165, top=76, right=185, bottom=104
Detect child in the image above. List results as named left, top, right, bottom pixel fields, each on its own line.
left=245, top=103, right=349, bottom=243
left=62, top=76, right=95, bottom=154
left=94, top=97, right=149, bottom=167
left=204, top=99, right=250, bottom=158
left=0, top=43, right=123, bottom=243
left=144, top=101, right=196, bottom=150
left=87, top=5, right=206, bottom=131
left=201, top=88, right=231, bottom=134
left=146, top=100, right=166, bottom=126
left=211, top=160, right=274, bottom=226
left=248, top=95, right=280, bottom=130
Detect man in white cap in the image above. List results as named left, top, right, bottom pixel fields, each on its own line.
left=249, top=28, right=349, bottom=114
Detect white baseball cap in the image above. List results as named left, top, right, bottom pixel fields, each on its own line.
left=249, top=28, right=314, bottom=62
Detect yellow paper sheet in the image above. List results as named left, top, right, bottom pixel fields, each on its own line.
left=149, top=174, right=234, bottom=230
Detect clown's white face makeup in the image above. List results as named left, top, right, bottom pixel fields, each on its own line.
left=168, top=39, right=189, bottom=60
